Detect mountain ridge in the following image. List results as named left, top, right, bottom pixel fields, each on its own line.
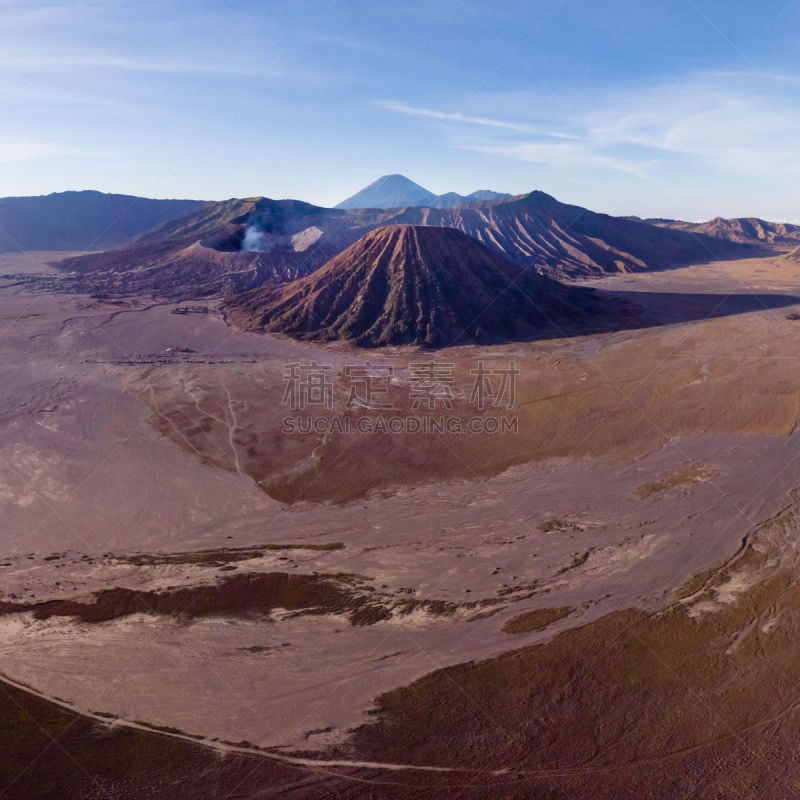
left=0, top=190, right=204, bottom=252
left=58, top=190, right=759, bottom=299
left=335, top=174, right=511, bottom=210
left=641, top=216, right=800, bottom=248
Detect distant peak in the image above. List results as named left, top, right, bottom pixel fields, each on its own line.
left=525, top=190, right=558, bottom=202
left=336, top=175, right=511, bottom=210
left=379, top=173, right=419, bottom=181
left=369, top=173, right=427, bottom=187
left=335, top=174, right=436, bottom=210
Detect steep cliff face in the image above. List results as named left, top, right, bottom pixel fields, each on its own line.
left=230, top=224, right=601, bottom=347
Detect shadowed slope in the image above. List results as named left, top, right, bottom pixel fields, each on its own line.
left=380, top=191, right=752, bottom=278
left=0, top=190, right=203, bottom=252
left=58, top=198, right=382, bottom=298
left=647, top=216, right=800, bottom=249
left=230, top=224, right=600, bottom=347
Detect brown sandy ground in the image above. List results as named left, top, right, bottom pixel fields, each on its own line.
left=4, top=505, right=800, bottom=798
left=501, top=606, right=573, bottom=633
left=136, top=264, right=800, bottom=504
left=0, top=251, right=91, bottom=275
left=326, top=505, right=800, bottom=799
left=5, top=254, right=800, bottom=796
left=0, top=676, right=318, bottom=800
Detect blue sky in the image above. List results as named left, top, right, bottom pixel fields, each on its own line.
left=2, top=0, right=800, bottom=219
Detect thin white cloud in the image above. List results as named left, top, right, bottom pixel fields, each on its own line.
left=705, top=70, right=800, bottom=85
left=580, top=76, right=800, bottom=176
left=0, top=53, right=270, bottom=76
left=0, top=138, right=84, bottom=162
left=465, top=140, right=651, bottom=177
left=0, top=3, right=73, bottom=30
left=381, top=72, right=800, bottom=180
left=376, top=100, right=577, bottom=138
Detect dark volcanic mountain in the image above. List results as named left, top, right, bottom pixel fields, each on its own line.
left=381, top=191, right=753, bottom=278
left=59, top=197, right=397, bottom=298
left=228, top=225, right=601, bottom=347
left=336, top=174, right=510, bottom=210
left=643, top=216, right=800, bottom=249
left=58, top=189, right=757, bottom=300
left=0, top=190, right=203, bottom=252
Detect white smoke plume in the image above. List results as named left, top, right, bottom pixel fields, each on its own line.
left=242, top=226, right=265, bottom=252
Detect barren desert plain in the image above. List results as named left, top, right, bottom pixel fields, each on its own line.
left=4, top=246, right=800, bottom=797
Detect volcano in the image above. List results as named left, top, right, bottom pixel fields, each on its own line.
left=229, top=224, right=602, bottom=347
left=335, top=174, right=510, bottom=210
left=336, top=174, right=437, bottom=210
left=57, top=188, right=757, bottom=301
